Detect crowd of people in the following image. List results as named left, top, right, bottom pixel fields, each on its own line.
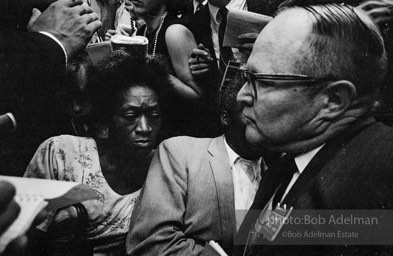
left=1, top=0, right=393, bottom=255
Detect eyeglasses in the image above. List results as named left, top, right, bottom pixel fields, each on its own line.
left=237, top=69, right=333, bottom=98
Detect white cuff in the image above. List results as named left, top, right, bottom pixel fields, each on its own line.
left=39, top=31, right=68, bottom=65
left=5, top=113, right=17, bottom=132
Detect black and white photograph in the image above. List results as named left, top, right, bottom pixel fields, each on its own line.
left=1, top=0, right=393, bottom=255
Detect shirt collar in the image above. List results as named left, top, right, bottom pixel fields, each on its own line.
left=223, top=136, right=262, bottom=172
left=208, top=3, right=220, bottom=25
left=294, top=144, right=325, bottom=173
left=223, top=136, right=239, bottom=166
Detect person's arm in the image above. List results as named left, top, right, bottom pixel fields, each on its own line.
left=126, top=140, right=214, bottom=256
left=165, top=24, right=205, bottom=102
left=0, top=113, right=16, bottom=135
left=0, top=0, right=101, bottom=131
left=24, top=138, right=79, bottom=235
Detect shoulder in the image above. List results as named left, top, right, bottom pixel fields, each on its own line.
left=165, top=23, right=194, bottom=42
left=39, top=135, right=97, bottom=154
left=350, top=122, right=393, bottom=154
left=159, top=136, right=215, bottom=156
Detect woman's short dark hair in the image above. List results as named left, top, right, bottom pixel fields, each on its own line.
left=94, top=50, right=170, bottom=121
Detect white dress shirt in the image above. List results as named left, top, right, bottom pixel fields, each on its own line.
left=208, top=0, right=247, bottom=68
left=223, top=137, right=266, bottom=231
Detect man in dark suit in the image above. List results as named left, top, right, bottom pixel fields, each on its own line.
left=235, top=4, right=393, bottom=255
left=126, top=78, right=277, bottom=255
left=188, top=0, right=285, bottom=76
left=0, top=0, right=101, bottom=176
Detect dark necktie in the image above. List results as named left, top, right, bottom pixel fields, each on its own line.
left=271, top=154, right=298, bottom=208
left=218, top=7, right=234, bottom=72
left=236, top=154, right=297, bottom=256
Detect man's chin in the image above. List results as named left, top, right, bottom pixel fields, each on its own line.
left=245, top=128, right=263, bottom=146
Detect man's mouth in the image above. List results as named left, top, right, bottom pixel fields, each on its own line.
left=242, top=113, right=255, bottom=125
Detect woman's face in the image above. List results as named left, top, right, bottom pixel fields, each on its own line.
left=111, top=85, right=162, bottom=152
left=130, top=0, right=164, bottom=16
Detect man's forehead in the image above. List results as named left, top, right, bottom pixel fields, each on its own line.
left=248, top=8, right=313, bottom=73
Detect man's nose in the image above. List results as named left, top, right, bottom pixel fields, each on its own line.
left=237, top=82, right=253, bottom=106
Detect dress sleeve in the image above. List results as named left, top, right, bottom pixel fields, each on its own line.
left=23, top=136, right=72, bottom=232
left=24, top=136, right=65, bottom=181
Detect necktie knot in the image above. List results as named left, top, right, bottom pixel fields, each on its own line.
left=218, top=7, right=228, bottom=24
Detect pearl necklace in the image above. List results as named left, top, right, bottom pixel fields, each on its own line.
left=143, top=12, right=168, bottom=56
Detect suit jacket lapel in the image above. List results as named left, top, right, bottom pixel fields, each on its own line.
left=207, top=135, right=236, bottom=252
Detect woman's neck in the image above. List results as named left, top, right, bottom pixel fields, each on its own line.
left=97, top=140, right=153, bottom=194
left=144, top=6, right=168, bottom=33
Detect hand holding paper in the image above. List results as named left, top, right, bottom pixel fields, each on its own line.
left=0, top=176, right=98, bottom=253
left=223, top=8, right=272, bottom=50
left=237, top=33, right=259, bottom=55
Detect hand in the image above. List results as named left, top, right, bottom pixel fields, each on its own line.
left=117, top=24, right=132, bottom=36
left=189, top=44, right=214, bottom=78
left=0, top=181, right=20, bottom=236
left=237, top=32, right=258, bottom=56
left=49, top=206, right=79, bottom=236
left=358, top=0, right=393, bottom=24
left=0, top=181, right=24, bottom=256
left=27, top=0, right=102, bottom=60
left=125, top=0, right=133, bottom=13
left=0, top=181, right=49, bottom=256
left=105, top=29, right=118, bottom=41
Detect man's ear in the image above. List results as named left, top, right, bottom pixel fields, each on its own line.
left=318, top=80, right=357, bottom=120
left=220, top=110, right=229, bottom=127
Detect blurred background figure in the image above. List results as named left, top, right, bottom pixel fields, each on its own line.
left=62, top=53, right=97, bottom=137
left=105, top=0, right=145, bottom=40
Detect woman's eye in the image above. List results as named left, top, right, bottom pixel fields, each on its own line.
left=123, top=114, right=138, bottom=121
left=150, top=112, right=161, bottom=118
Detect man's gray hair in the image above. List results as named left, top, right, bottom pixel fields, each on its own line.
left=295, top=4, right=387, bottom=96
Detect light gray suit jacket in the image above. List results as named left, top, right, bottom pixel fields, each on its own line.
left=126, top=135, right=236, bottom=255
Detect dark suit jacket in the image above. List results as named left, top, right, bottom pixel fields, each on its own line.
left=126, top=135, right=236, bottom=256
left=0, top=31, right=68, bottom=176
left=236, top=118, right=393, bottom=255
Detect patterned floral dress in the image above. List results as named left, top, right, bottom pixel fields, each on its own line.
left=24, top=135, right=140, bottom=256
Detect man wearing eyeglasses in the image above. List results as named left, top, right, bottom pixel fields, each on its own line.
left=235, top=4, right=393, bottom=256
